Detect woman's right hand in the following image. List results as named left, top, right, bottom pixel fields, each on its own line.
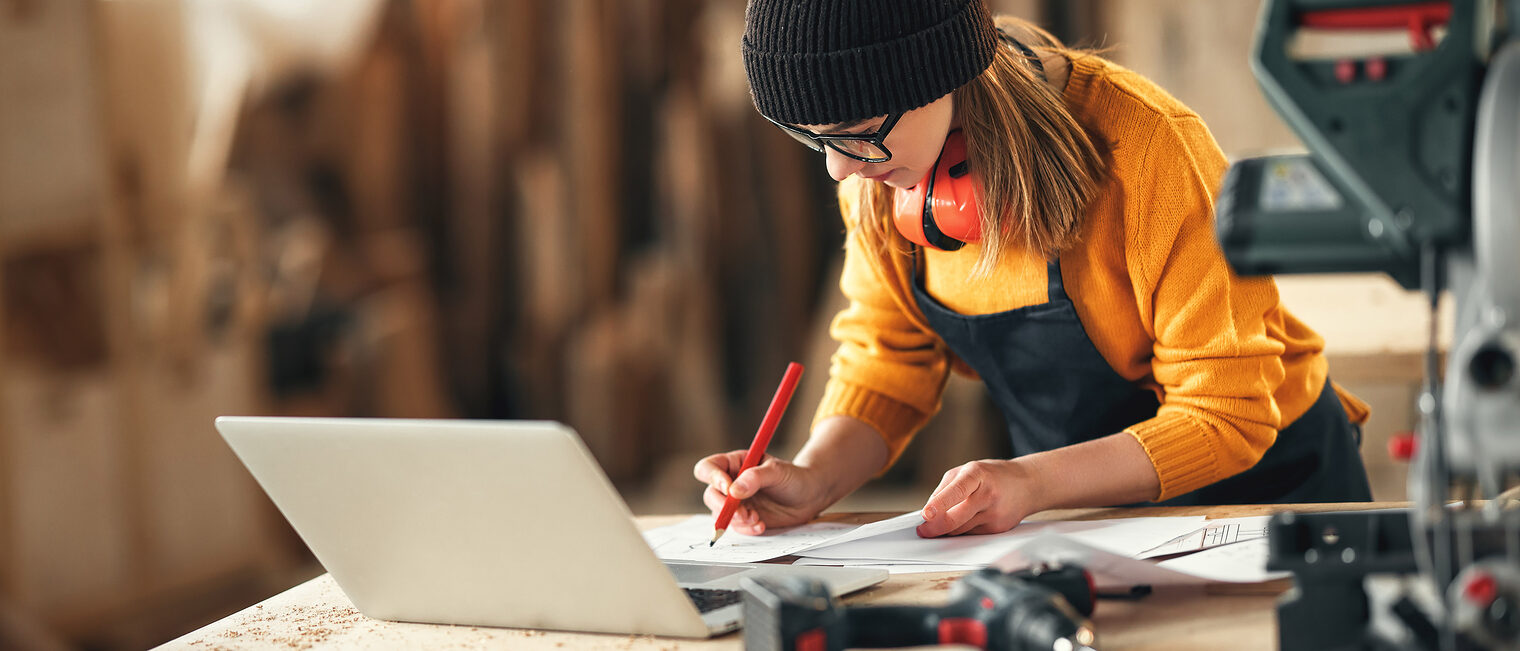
left=692, top=451, right=835, bottom=536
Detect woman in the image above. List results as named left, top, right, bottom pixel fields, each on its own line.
left=695, top=0, right=1372, bottom=539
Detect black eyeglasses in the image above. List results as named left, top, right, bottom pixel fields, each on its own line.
left=766, top=113, right=901, bottom=163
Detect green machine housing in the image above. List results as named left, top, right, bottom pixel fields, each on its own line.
left=1214, top=0, right=1499, bottom=289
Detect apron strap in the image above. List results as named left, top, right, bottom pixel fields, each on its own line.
left=1045, top=257, right=1067, bottom=304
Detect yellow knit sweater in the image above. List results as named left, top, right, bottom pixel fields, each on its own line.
left=815, top=54, right=1369, bottom=502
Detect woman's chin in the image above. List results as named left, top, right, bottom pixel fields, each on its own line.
left=862, top=171, right=906, bottom=188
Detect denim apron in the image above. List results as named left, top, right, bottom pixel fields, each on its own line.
left=911, top=255, right=1372, bottom=505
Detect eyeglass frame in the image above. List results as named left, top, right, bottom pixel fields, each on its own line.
left=764, top=112, right=902, bottom=163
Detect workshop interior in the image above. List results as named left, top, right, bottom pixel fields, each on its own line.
left=1, top=0, right=1516, bottom=649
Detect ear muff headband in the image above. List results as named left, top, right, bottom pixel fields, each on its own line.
left=892, top=130, right=980, bottom=251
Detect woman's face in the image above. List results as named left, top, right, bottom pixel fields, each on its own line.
left=799, top=94, right=955, bottom=189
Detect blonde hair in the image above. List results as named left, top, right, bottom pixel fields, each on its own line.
left=852, top=16, right=1107, bottom=277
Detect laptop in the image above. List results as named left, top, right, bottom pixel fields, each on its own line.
left=214, top=416, right=887, bottom=638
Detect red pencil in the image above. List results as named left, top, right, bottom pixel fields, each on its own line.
left=710, top=362, right=804, bottom=546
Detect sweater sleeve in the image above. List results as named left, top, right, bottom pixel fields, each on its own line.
left=814, top=179, right=953, bottom=470
left=1123, top=116, right=1290, bottom=501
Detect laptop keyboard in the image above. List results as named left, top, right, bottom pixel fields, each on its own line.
left=683, top=587, right=742, bottom=613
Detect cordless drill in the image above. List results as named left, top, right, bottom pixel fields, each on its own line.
left=741, top=566, right=1098, bottom=651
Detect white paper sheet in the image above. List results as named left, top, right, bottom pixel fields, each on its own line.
left=1155, top=537, right=1288, bottom=583
left=999, top=533, right=1289, bottom=588
left=1136, top=515, right=1273, bottom=559
left=807, top=511, right=926, bottom=547
left=642, top=515, right=859, bottom=563
left=645, top=512, right=1214, bottom=570
left=796, top=516, right=1206, bottom=566
left=790, top=557, right=985, bottom=575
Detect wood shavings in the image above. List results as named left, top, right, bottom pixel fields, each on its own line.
left=209, top=602, right=365, bottom=649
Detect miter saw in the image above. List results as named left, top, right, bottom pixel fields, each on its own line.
left=1215, top=0, right=1520, bottom=648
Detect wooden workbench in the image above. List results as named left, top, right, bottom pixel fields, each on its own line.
left=158, top=503, right=1402, bottom=650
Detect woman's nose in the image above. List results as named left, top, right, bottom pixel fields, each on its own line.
left=824, top=148, right=866, bottom=182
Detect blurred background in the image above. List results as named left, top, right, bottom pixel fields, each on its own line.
left=0, top=0, right=1443, bottom=648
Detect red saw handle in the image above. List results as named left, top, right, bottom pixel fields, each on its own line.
left=1297, top=2, right=1453, bottom=51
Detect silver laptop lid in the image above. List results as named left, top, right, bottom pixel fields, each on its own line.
left=215, top=417, right=710, bottom=637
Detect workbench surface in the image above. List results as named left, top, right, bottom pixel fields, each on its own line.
left=159, top=503, right=1403, bottom=650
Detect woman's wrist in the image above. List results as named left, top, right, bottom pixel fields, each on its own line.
left=998, top=456, right=1052, bottom=517
left=1013, top=432, right=1160, bottom=510
left=793, top=415, right=891, bottom=505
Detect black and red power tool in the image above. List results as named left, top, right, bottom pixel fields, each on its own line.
left=741, top=565, right=1098, bottom=651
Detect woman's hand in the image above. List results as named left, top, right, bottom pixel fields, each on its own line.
left=916, top=458, right=1044, bottom=537
left=915, top=433, right=1161, bottom=537
left=693, top=451, right=836, bottom=536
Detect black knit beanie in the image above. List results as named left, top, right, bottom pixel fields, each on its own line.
left=742, top=0, right=999, bottom=126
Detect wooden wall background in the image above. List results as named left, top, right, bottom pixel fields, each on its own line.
left=2, top=1, right=1427, bottom=648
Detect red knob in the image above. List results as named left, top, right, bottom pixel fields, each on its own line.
left=1365, top=57, right=1388, bottom=81
left=1336, top=59, right=1358, bottom=84
left=1465, top=573, right=1498, bottom=606
left=1388, top=432, right=1418, bottom=462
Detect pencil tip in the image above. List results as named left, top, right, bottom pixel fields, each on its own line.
left=710, top=529, right=725, bottom=546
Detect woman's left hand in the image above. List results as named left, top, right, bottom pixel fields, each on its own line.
left=915, top=458, right=1045, bottom=537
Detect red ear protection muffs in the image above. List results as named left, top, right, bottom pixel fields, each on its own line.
left=892, top=129, right=980, bottom=251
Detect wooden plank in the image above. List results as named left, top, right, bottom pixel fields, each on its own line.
left=511, top=149, right=576, bottom=417
left=655, top=84, right=713, bottom=272
left=664, top=277, right=728, bottom=461
left=568, top=255, right=688, bottom=483
left=705, top=102, right=783, bottom=440
left=752, top=109, right=818, bottom=368
left=0, top=0, right=104, bottom=247
left=563, top=307, right=639, bottom=481
left=650, top=82, right=729, bottom=458
left=1274, top=274, right=1453, bottom=365
left=489, top=0, right=545, bottom=152
left=93, top=0, right=193, bottom=242
left=0, top=231, right=9, bottom=602
left=93, top=0, right=196, bottom=595
left=362, top=281, right=456, bottom=419
left=560, top=0, right=620, bottom=308
left=345, top=16, right=410, bottom=235
left=442, top=0, right=499, bottom=414
left=626, top=264, right=678, bottom=478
